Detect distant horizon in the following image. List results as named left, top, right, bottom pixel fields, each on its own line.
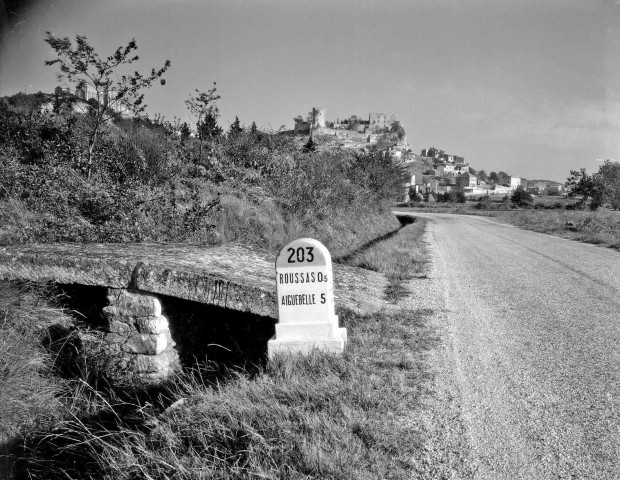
left=2, top=0, right=619, bottom=183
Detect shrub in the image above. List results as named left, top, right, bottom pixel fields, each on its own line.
left=511, top=186, right=533, bottom=207
left=475, top=195, right=492, bottom=209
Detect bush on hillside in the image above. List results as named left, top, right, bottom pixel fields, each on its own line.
left=0, top=99, right=401, bottom=253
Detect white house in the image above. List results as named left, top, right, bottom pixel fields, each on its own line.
left=509, top=176, right=522, bottom=190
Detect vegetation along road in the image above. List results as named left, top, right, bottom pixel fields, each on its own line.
left=397, top=211, right=620, bottom=479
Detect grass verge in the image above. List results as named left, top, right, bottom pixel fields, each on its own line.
left=396, top=204, right=620, bottom=251
left=345, top=219, right=428, bottom=302
left=473, top=209, right=620, bottom=250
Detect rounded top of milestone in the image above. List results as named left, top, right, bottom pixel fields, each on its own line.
left=276, top=238, right=331, bottom=269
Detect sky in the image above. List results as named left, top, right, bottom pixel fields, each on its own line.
left=1, top=0, right=620, bottom=181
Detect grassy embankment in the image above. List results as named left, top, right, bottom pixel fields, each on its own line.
left=0, top=220, right=466, bottom=479
left=0, top=98, right=403, bottom=257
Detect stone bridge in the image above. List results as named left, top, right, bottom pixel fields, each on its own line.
left=0, top=243, right=386, bottom=384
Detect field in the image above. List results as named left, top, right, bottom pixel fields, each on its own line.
left=483, top=209, right=620, bottom=249
left=398, top=194, right=620, bottom=250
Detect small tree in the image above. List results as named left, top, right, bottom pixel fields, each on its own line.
left=476, top=195, right=492, bottom=210
left=454, top=186, right=467, bottom=203
left=228, top=116, right=242, bottom=136
left=497, top=171, right=511, bottom=185
left=250, top=121, right=258, bottom=134
left=179, top=122, right=191, bottom=143
left=45, top=32, right=170, bottom=178
left=302, top=136, right=317, bottom=153
left=199, top=112, right=223, bottom=140
left=597, top=160, right=620, bottom=210
left=565, top=168, right=605, bottom=210
left=511, top=186, right=533, bottom=207
left=445, top=186, right=466, bottom=203
left=185, top=84, right=221, bottom=158
left=391, top=121, right=406, bottom=140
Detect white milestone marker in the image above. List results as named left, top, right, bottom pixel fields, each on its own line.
left=268, top=238, right=347, bottom=356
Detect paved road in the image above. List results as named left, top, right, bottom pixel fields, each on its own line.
left=398, top=212, right=620, bottom=479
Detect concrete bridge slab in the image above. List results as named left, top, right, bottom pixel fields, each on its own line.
left=0, top=243, right=387, bottom=318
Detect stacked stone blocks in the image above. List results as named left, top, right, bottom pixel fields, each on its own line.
left=102, top=289, right=180, bottom=384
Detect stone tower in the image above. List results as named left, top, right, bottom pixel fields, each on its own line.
left=312, top=107, right=326, bottom=128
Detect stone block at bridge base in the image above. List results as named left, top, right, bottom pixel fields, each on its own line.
left=101, top=289, right=180, bottom=385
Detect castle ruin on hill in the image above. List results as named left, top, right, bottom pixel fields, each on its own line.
left=39, top=85, right=132, bottom=118
left=293, top=107, right=408, bottom=148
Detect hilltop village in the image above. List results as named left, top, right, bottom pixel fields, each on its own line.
left=401, top=147, right=563, bottom=202
left=290, top=107, right=562, bottom=202
left=22, top=90, right=562, bottom=203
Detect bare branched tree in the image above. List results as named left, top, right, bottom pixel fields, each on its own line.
left=45, top=32, right=171, bottom=178
left=185, top=84, right=221, bottom=159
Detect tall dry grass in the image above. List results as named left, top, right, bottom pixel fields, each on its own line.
left=0, top=283, right=71, bottom=442
left=20, top=308, right=439, bottom=480
left=0, top=282, right=75, bottom=479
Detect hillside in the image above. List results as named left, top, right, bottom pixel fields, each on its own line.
left=0, top=92, right=403, bottom=256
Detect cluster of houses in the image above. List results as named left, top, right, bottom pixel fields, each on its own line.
left=403, top=146, right=563, bottom=201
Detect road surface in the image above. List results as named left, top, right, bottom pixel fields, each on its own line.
left=400, top=212, right=620, bottom=479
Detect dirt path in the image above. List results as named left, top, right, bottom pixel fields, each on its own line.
left=397, top=211, right=620, bottom=479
